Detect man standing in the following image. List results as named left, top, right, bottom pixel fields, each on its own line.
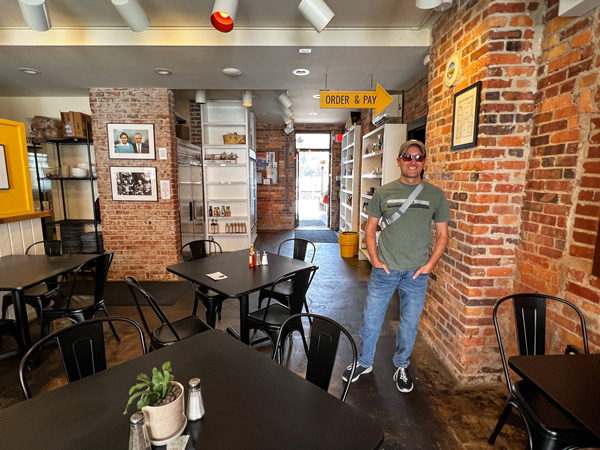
left=133, top=133, right=149, bottom=153
left=342, top=139, right=450, bottom=393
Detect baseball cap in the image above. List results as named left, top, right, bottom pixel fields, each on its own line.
left=398, top=139, right=426, bottom=157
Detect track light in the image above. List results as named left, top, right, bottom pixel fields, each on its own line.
left=281, top=107, right=294, bottom=119
left=211, top=0, right=238, bottom=33
left=195, top=90, right=206, bottom=104
left=416, top=0, right=452, bottom=11
left=18, top=0, right=51, bottom=32
left=111, top=0, right=150, bottom=32
left=242, top=90, right=253, bottom=107
left=282, top=113, right=293, bottom=125
left=278, top=92, right=293, bottom=109
left=298, top=0, right=335, bottom=33
left=284, top=121, right=294, bottom=135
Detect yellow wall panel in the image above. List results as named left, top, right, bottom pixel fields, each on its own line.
left=0, top=119, right=34, bottom=218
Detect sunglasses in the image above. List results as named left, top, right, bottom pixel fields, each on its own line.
left=399, top=154, right=426, bottom=163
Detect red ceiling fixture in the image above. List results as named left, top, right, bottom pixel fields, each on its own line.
left=211, top=0, right=238, bottom=33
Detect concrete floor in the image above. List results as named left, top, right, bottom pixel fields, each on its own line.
left=0, top=231, right=529, bottom=449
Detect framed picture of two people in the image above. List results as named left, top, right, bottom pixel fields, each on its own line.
left=107, top=123, right=155, bottom=160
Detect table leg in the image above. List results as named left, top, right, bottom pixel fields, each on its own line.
left=226, top=294, right=250, bottom=344
left=12, top=290, right=31, bottom=352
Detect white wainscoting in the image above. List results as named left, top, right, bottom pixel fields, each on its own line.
left=0, top=218, right=45, bottom=320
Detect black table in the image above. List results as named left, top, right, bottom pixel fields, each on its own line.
left=0, top=254, right=101, bottom=350
left=0, top=329, right=384, bottom=450
left=509, top=354, right=600, bottom=439
left=166, top=249, right=316, bottom=344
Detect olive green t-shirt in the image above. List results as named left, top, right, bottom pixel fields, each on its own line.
left=366, top=180, right=450, bottom=271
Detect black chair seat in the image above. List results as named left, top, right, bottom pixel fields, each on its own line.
left=271, top=280, right=293, bottom=296
left=247, top=303, right=292, bottom=330
left=0, top=318, right=25, bottom=356
left=153, top=316, right=212, bottom=345
left=45, top=294, right=95, bottom=314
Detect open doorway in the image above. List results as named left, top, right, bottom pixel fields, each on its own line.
left=295, top=133, right=331, bottom=229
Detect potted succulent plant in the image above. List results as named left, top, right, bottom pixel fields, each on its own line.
left=123, top=361, right=186, bottom=445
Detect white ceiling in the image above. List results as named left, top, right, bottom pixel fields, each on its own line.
left=0, top=0, right=439, bottom=125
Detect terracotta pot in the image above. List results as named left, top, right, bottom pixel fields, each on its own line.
left=142, top=381, right=186, bottom=445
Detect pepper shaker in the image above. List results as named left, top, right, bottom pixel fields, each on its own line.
left=255, top=249, right=262, bottom=266
left=186, top=378, right=205, bottom=421
left=261, top=251, right=268, bottom=265
left=128, top=412, right=151, bottom=450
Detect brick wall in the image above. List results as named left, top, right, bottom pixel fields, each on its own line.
left=89, top=88, right=180, bottom=281
left=514, top=1, right=600, bottom=349
left=421, top=0, right=540, bottom=383
left=404, top=76, right=429, bottom=124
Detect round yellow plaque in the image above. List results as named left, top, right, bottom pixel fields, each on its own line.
left=444, top=53, right=461, bottom=87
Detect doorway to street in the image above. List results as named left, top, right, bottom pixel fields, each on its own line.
left=295, top=133, right=331, bottom=229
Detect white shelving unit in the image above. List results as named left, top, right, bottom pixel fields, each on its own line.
left=358, top=123, right=407, bottom=261
left=201, top=100, right=256, bottom=252
left=339, top=126, right=361, bottom=232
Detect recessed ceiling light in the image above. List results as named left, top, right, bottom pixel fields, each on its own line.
left=153, top=68, right=172, bottom=75
left=308, top=112, right=318, bottom=116
left=313, top=94, right=320, bottom=99
left=293, top=68, right=310, bottom=76
left=299, top=48, right=312, bottom=54
left=260, top=112, right=268, bottom=115
left=19, top=68, right=41, bottom=75
left=222, top=67, right=242, bottom=77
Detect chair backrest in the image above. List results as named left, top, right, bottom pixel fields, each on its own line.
left=61, top=252, right=114, bottom=310
left=19, top=316, right=146, bottom=399
left=261, top=266, right=317, bottom=317
left=180, top=239, right=223, bottom=262
left=278, top=238, right=316, bottom=263
left=26, top=240, right=70, bottom=256
left=274, top=313, right=357, bottom=402
left=124, top=275, right=182, bottom=342
left=492, top=293, right=589, bottom=394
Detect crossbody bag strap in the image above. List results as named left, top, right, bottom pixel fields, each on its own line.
left=379, top=181, right=425, bottom=231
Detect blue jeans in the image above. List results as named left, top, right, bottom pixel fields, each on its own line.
left=358, top=267, right=430, bottom=368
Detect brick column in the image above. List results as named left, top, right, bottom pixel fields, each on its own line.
left=89, top=88, right=180, bottom=281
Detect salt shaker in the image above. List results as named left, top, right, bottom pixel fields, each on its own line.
left=128, top=412, right=151, bottom=450
left=261, top=251, right=268, bottom=265
left=186, top=378, right=205, bottom=421
left=255, top=249, right=262, bottom=266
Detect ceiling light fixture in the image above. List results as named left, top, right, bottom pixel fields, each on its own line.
left=153, top=68, right=172, bottom=75
left=308, top=112, right=318, bottom=116
left=18, top=0, right=51, bottom=32
left=416, top=0, right=452, bottom=11
left=242, top=90, right=253, bottom=107
left=282, top=107, right=294, bottom=119
left=195, top=90, right=206, bottom=104
left=278, top=92, right=293, bottom=109
left=211, top=0, right=238, bottom=33
left=313, top=94, right=320, bottom=99
left=298, top=0, right=335, bottom=33
left=299, top=48, right=312, bottom=54
left=282, top=113, right=293, bottom=125
left=222, top=67, right=242, bottom=77
left=19, top=67, right=41, bottom=75
left=111, top=0, right=150, bottom=32
left=284, top=123, right=295, bottom=135
left=293, top=68, right=310, bottom=76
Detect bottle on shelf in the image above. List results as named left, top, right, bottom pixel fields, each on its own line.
left=208, top=206, right=213, bottom=217
left=226, top=206, right=231, bottom=217
left=377, top=134, right=382, bottom=151
left=249, top=244, right=256, bottom=267
left=214, top=220, right=219, bottom=234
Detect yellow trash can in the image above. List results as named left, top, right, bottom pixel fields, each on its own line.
left=339, top=231, right=359, bottom=258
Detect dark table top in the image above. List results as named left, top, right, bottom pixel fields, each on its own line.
left=509, top=354, right=600, bottom=439
left=0, top=329, right=384, bottom=450
left=0, top=254, right=100, bottom=291
left=166, top=249, right=316, bottom=298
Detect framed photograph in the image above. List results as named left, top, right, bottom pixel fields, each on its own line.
left=110, top=166, right=158, bottom=201
left=451, top=81, right=482, bottom=150
left=0, top=144, right=8, bottom=189
left=107, top=123, right=155, bottom=160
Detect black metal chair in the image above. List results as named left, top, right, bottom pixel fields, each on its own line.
left=125, top=275, right=212, bottom=350
left=40, top=252, right=119, bottom=341
left=180, top=239, right=228, bottom=327
left=489, top=293, right=600, bottom=449
left=257, top=238, right=316, bottom=314
left=274, top=313, right=357, bottom=402
left=18, top=317, right=146, bottom=399
left=1, top=240, right=70, bottom=330
left=246, top=266, right=318, bottom=350
left=0, top=318, right=25, bottom=359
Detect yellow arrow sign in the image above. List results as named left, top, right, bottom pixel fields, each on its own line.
left=319, top=83, right=393, bottom=117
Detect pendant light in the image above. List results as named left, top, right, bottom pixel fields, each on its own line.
left=211, top=0, right=238, bottom=33
left=298, top=0, right=335, bottom=33
left=111, top=0, right=150, bottom=32
left=242, top=90, right=253, bottom=107
left=18, top=0, right=51, bottom=32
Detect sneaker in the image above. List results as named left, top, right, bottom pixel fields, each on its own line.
left=342, top=362, right=373, bottom=382
left=393, top=366, right=414, bottom=393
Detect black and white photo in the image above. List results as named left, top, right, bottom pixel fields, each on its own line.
left=110, top=166, right=157, bottom=201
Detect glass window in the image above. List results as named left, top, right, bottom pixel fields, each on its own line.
left=295, top=133, right=330, bottom=150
